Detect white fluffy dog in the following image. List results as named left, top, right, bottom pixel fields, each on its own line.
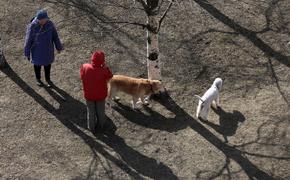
left=195, top=78, right=223, bottom=120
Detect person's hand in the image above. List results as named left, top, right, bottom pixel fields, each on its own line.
left=26, top=56, right=30, bottom=62
left=57, top=47, right=64, bottom=54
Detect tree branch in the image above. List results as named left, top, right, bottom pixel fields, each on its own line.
left=97, top=20, right=147, bottom=29
left=157, top=0, right=174, bottom=32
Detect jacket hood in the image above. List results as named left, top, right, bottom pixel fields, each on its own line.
left=91, top=51, right=105, bottom=67
left=212, top=78, right=223, bottom=90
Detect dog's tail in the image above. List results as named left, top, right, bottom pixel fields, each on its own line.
left=194, top=95, right=204, bottom=103
left=194, top=95, right=204, bottom=118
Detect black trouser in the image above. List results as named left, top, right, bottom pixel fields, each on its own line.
left=33, top=64, right=51, bottom=80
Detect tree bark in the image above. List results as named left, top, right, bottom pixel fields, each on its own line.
left=146, top=0, right=161, bottom=81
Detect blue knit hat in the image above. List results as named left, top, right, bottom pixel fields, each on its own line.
left=36, top=10, right=49, bottom=20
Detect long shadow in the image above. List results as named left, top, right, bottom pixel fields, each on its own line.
left=196, top=157, right=235, bottom=179
left=193, top=0, right=290, bottom=67
left=268, top=58, right=290, bottom=106
left=60, top=2, right=146, bottom=65
left=1, top=63, right=177, bottom=179
left=154, top=94, right=274, bottom=180
left=44, top=83, right=87, bottom=129
left=112, top=101, right=187, bottom=132
left=200, top=107, right=245, bottom=143
left=95, top=132, right=178, bottom=180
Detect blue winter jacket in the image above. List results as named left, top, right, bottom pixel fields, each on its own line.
left=24, top=19, right=63, bottom=66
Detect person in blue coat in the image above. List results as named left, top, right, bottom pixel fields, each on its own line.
left=24, top=10, right=63, bottom=87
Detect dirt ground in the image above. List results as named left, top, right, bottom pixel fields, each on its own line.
left=1, top=0, right=290, bottom=179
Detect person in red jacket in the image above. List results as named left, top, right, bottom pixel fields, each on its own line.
left=80, top=51, right=113, bottom=132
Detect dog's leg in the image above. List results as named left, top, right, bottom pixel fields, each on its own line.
left=212, top=95, right=220, bottom=109
left=113, top=96, right=120, bottom=101
left=144, top=96, right=150, bottom=101
left=196, top=101, right=202, bottom=118
left=107, top=85, right=113, bottom=106
left=216, top=95, right=220, bottom=107
left=132, top=96, right=140, bottom=109
left=202, top=104, right=210, bottom=120
left=141, top=96, right=149, bottom=106
left=109, top=87, right=120, bottom=101
left=212, top=100, right=217, bottom=109
left=108, top=85, right=113, bottom=99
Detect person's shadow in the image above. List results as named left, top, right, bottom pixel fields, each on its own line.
left=200, top=107, right=246, bottom=143
left=95, top=131, right=178, bottom=180
left=1, top=63, right=178, bottom=179
left=43, top=83, right=88, bottom=129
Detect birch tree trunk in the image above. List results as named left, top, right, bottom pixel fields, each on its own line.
left=146, top=0, right=161, bottom=81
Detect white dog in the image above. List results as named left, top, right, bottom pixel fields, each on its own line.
left=195, top=78, right=223, bottom=120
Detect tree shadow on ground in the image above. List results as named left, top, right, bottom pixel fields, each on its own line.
left=152, top=94, right=275, bottom=180
left=267, top=57, right=290, bottom=107
left=52, top=2, right=146, bottom=66
left=112, top=93, right=287, bottom=179
left=200, top=107, right=245, bottom=143
left=192, top=0, right=290, bottom=107
left=95, top=132, right=178, bottom=180
left=112, top=101, right=188, bottom=132
left=193, top=0, right=290, bottom=67
left=195, top=156, right=241, bottom=179
left=1, top=63, right=178, bottom=180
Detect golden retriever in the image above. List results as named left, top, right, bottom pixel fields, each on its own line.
left=108, top=75, right=164, bottom=109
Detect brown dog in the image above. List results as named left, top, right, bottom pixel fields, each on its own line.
left=108, top=75, right=164, bottom=109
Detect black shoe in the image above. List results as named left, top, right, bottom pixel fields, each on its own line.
left=46, top=79, right=54, bottom=88
left=99, top=122, right=117, bottom=134
left=36, top=79, right=44, bottom=87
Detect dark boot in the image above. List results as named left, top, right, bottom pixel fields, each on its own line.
left=46, top=79, right=54, bottom=88
left=36, top=79, right=44, bottom=87
left=44, top=64, right=52, bottom=88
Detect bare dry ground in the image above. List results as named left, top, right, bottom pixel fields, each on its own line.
left=1, top=0, right=290, bottom=179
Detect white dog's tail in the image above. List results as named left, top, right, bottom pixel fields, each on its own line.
left=194, top=95, right=204, bottom=103
left=194, top=95, right=204, bottom=118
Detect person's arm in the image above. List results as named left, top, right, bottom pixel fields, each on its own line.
left=105, top=66, right=113, bottom=80
left=80, top=65, right=84, bottom=80
left=52, top=23, right=63, bottom=52
left=24, top=24, right=33, bottom=60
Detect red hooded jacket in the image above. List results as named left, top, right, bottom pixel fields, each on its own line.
left=80, top=51, right=113, bottom=101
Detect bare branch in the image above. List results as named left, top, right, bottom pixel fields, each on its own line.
left=97, top=20, right=147, bottom=29
left=88, top=0, right=144, bottom=11
left=157, top=0, right=174, bottom=31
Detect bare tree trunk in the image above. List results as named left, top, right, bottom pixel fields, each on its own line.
left=43, top=0, right=174, bottom=83
left=146, top=0, right=161, bottom=81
